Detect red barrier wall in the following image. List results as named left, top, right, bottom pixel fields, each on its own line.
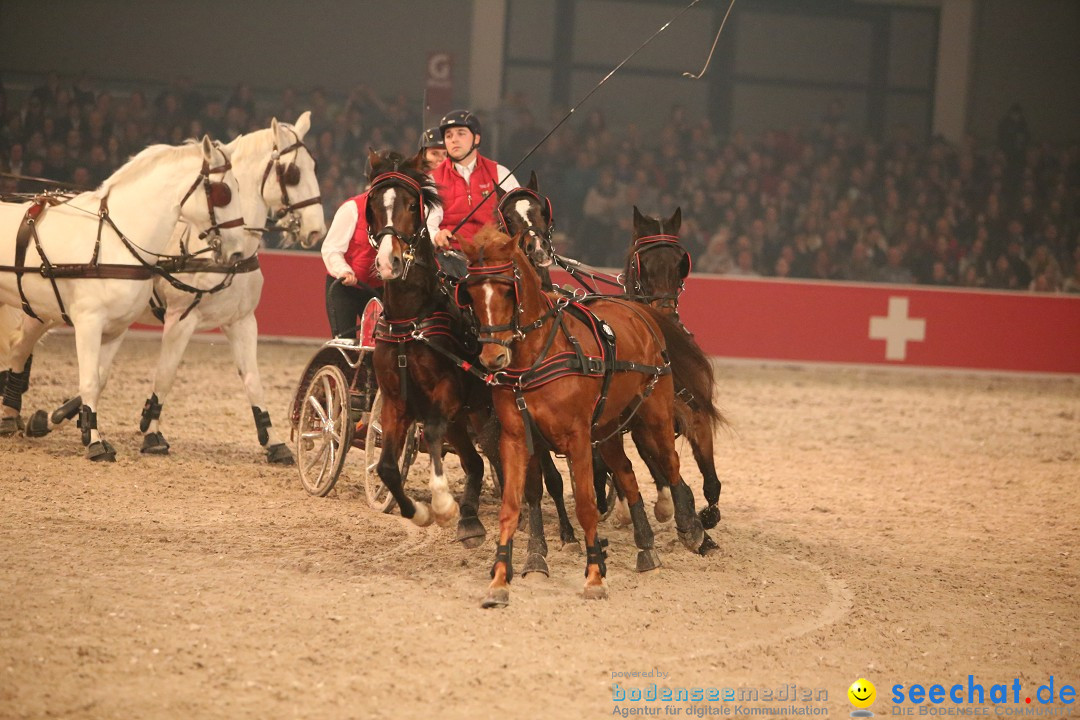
left=256, top=250, right=1080, bottom=375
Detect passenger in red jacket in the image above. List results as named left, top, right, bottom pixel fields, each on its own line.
left=431, top=109, right=519, bottom=251
left=323, top=143, right=445, bottom=336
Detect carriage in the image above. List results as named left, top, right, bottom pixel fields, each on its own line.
left=287, top=296, right=423, bottom=509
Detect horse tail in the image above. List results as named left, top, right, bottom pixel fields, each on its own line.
left=643, top=306, right=726, bottom=434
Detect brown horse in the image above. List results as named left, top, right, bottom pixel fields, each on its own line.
left=458, top=226, right=712, bottom=607
left=366, top=149, right=498, bottom=545
left=623, top=206, right=725, bottom=534
left=494, top=174, right=610, bottom=553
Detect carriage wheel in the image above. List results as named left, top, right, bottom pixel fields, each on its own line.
left=296, top=365, right=353, bottom=497
left=363, top=389, right=420, bottom=513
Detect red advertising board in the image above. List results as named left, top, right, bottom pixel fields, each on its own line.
left=254, top=251, right=1080, bottom=375
left=425, top=52, right=454, bottom=117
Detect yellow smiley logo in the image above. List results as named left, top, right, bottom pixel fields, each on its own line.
left=848, top=678, right=876, bottom=709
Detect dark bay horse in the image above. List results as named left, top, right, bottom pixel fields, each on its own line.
left=366, top=149, right=498, bottom=544
left=624, top=206, right=726, bottom=533
left=458, top=226, right=713, bottom=607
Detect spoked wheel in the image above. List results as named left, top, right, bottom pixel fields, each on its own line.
left=363, top=389, right=420, bottom=513
left=296, top=365, right=353, bottom=496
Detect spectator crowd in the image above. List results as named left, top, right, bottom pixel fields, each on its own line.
left=2, top=73, right=1078, bottom=294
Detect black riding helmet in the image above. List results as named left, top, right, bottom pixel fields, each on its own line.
left=439, top=109, right=481, bottom=139
left=419, top=127, right=445, bottom=150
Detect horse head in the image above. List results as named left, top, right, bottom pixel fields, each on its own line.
left=497, top=171, right=555, bottom=270
left=625, top=206, right=690, bottom=315
left=458, top=225, right=541, bottom=371
left=263, top=112, right=325, bottom=249
left=367, top=149, right=440, bottom=282
left=178, top=136, right=247, bottom=265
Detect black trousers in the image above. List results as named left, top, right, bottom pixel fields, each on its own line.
left=325, top=275, right=381, bottom=338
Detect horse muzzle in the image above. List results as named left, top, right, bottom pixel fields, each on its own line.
left=480, top=345, right=511, bottom=371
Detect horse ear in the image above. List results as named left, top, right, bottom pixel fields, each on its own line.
left=669, top=207, right=682, bottom=233
left=633, top=205, right=645, bottom=228
left=294, top=111, right=312, bottom=138
left=528, top=171, right=539, bottom=191
left=367, top=148, right=381, bottom=173
left=270, top=116, right=281, bottom=141
left=495, top=184, right=506, bottom=201
left=200, top=135, right=214, bottom=162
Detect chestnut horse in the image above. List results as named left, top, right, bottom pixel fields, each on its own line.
left=495, top=174, right=602, bottom=552
left=459, top=226, right=714, bottom=607
left=623, top=206, right=725, bottom=533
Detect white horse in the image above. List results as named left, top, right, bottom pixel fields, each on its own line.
left=131, top=113, right=325, bottom=462
left=0, top=136, right=247, bottom=460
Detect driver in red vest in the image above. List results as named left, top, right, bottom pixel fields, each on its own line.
left=431, top=109, right=520, bottom=251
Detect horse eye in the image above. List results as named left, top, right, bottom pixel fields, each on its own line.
left=409, top=203, right=418, bottom=212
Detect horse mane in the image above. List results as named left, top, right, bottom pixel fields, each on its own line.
left=94, top=141, right=204, bottom=197
left=369, top=151, right=442, bottom=212
left=228, top=127, right=274, bottom=159
left=464, top=224, right=517, bottom=263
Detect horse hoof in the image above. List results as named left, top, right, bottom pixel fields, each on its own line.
left=140, top=432, right=170, bottom=455
left=522, top=553, right=550, bottom=578
left=699, top=504, right=722, bottom=530
left=410, top=501, right=434, bottom=528
left=433, top=498, right=459, bottom=528
left=24, top=410, right=50, bottom=438
left=0, top=415, right=25, bottom=437
left=613, top=499, right=632, bottom=527
left=677, top=521, right=705, bottom=553
left=654, top=493, right=674, bottom=523
left=480, top=586, right=510, bottom=609
left=559, top=539, right=582, bottom=554
left=51, top=396, right=82, bottom=425
left=583, top=583, right=608, bottom=601
left=455, top=516, right=486, bottom=548
left=266, top=443, right=294, bottom=465
left=698, top=532, right=721, bottom=556
left=87, top=440, right=116, bottom=462
left=636, top=549, right=662, bottom=573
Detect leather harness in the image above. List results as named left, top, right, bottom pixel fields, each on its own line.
left=1, top=156, right=251, bottom=324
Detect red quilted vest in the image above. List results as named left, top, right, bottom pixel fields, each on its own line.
left=431, top=155, right=501, bottom=246
left=342, top=193, right=382, bottom=288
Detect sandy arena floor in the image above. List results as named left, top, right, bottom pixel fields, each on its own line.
left=1, top=333, right=1077, bottom=719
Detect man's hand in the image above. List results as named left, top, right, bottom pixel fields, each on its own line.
left=340, top=271, right=358, bottom=287
left=433, top=229, right=454, bottom=249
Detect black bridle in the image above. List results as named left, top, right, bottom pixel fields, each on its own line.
left=259, top=127, right=322, bottom=242
left=625, top=231, right=691, bottom=315
left=177, top=152, right=245, bottom=258
left=366, top=171, right=431, bottom=280
left=457, top=259, right=562, bottom=348
left=496, top=188, right=555, bottom=263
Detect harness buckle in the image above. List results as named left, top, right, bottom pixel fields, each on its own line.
left=587, top=357, right=604, bottom=375
left=515, top=394, right=528, bottom=411
left=397, top=355, right=408, bottom=369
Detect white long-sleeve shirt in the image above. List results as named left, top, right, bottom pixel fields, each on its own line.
left=321, top=195, right=443, bottom=277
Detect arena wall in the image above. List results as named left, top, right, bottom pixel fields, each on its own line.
left=256, top=250, right=1080, bottom=375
